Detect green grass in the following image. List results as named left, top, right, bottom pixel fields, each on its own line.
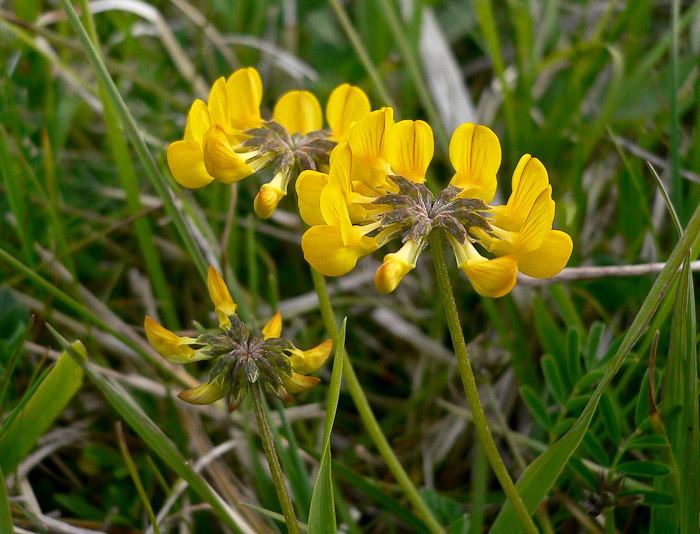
left=1, top=0, right=699, bottom=532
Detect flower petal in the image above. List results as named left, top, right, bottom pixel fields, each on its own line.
left=493, top=154, right=549, bottom=231
left=385, top=120, right=434, bottom=182
left=144, top=316, right=201, bottom=364
left=178, top=379, right=226, bottom=405
left=296, top=170, right=328, bottom=226
left=166, top=140, right=214, bottom=189
left=273, top=90, right=322, bottom=135
left=518, top=230, right=572, bottom=278
left=202, top=126, right=254, bottom=184
left=282, top=372, right=321, bottom=394
left=262, top=311, right=283, bottom=339
left=207, top=77, right=228, bottom=127
left=183, top=99, right=211, bottom=143
left=448, top=123, right=500, bottom=202
left=460, top=255, right=518, bottom=298
left=326, top=84, right=371, bottom=142
left=289, top=339, right=333, bottom=374
left=226, top=67, right=263, bottom=130
left=207, top=266, right=237, bottom=329
left=512, top=186, right=555, bottom=254
left=347, top=107, right=394, bottom=188
left=301, top=225, right=376, bottom=277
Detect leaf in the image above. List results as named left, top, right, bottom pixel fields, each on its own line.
left=599, top=391, right=621, bottom=445
left=617, top=461, right=671, bottom=477
left=584, top=322, right=605, bottom=370
left=621, top=489, right=674, bottom=507
left=625, top=435, right=667, bottom=451
left=308, top=319, right=346, bottom=533
left=47, top=327, right=252, bottom=533
left=519, top=385, right=551, bottom=431
left=0, top=341, right=84, bottom=474
left=0, top=467, right=12, bottom=532
left=489, top=193, right=700, bottom=533
left=541, top=355, right=567, bottom=404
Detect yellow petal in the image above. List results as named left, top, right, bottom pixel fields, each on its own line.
left=202, top=126, right=254, bottom=184
left=207, top=266, right=237, bottom=329
left=518, top=230, right=572, bottom=278
left=207, top=77, right=229, bottom=128
left=460, top=255, right=518, bottom=298
left=385, top=120, right=434, bottom=182
left=178, top=379, right=226, bottom=405
left=273, top=90, right=322, bottom=135
left=448, top=123, right=500, bottom=202
left=226, top=67, right=263, bottom=130
left=282, top=372, right=321, bottom=394
left=373, top=238, right=422, bottom=294
left=289, top=339, right=333, bottom=374
left=301, top=225, right=377, bottom=277
left=348, top=107, right=395, bottom=188
left=183, top=99, right=211, bottom=142
left=326, top=84, right=371, bottom=142
left=512, top=186, right=555, bottom=254
left=320, top=168, right=354, bottom=244
left=493, top=155, right=549, bottom=231
left=296, top=170, right=328, bottom=226
left=262, top=311, right=283, bottom=339
left=144, top=316, right=200, bottom=364
left=167, top=140, right=214, bottom=189
left=254, top=182, right=286, bottom=219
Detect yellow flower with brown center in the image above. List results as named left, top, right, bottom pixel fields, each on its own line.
left=145, top=266, right=332, bottom=408
left=166, top=67, right=371, bottom=218
left=297, top=114, right=572, bottom=298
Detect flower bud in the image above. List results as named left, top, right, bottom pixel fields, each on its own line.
left=373, top=238, right=422, bottom=294
left=254, top=172, right=287, bottom=219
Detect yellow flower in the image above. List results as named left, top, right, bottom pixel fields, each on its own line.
left=144, top=266, right=332, bottom=407
left=298, top=117, right=572, bottom=297
left=167, top=68, right=264, bottom=189
left=167, top=67, right=371, bottom=219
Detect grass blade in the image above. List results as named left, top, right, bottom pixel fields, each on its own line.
left=0, top=340, right=84, bottom=474
left=58, top=0, right=209, bottom=280
left=490, top=192, right=700, bottom=533
left=308, top=318, right=346, bottom=533
left=115, top=422, right=162, bottom=534
left=0, top=467, right=11, bottom=532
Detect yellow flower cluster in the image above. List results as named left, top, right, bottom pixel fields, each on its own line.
left=166, top=67, right=370, bottom=218
left=296, top=111, right=573, bottom=298
left=145, top=267, right=331, bottom=407
left=166, top=67, right=571, bottom=298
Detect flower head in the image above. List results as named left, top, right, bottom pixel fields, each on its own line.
left=297, top=115, right=572, bottom=297
left=167, top=67, right=371, bottom=218
left=145, top=266, right=332, bottom=408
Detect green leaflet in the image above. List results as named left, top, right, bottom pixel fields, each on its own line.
left=308, top=319, right=346, bottom=533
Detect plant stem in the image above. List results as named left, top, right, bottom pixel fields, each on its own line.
left=250, top=384, right=300, bottom=534
left=310, top=268, right=445, bottom=534
left=429, top=232, right=538, bottom=534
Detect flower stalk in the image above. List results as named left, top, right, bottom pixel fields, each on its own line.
left=309, top=268, right=445, bottom=534
left=429, top=231, right=539, bottom=534
left=250, top=383, right=300, bottom=534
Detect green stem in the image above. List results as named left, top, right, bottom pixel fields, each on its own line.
left=429, top=232, right=538, bottom=534
left=328, top=0, right=398, bottom=110
left=310, top=268, right=445, bottom=534
left=250, top=384, right=300, bottom=534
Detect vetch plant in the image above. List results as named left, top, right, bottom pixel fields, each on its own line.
left=145, top=266, right=331, bottom=533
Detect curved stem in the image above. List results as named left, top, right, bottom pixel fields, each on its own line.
left=429, top=232, right=538, bottom=534
left=250, top=384, right=300, bottom=534
left=310, top=268, right=445, bottom=534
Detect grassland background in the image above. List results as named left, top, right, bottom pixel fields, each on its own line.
left=0, top=0, right=699, bottom=532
